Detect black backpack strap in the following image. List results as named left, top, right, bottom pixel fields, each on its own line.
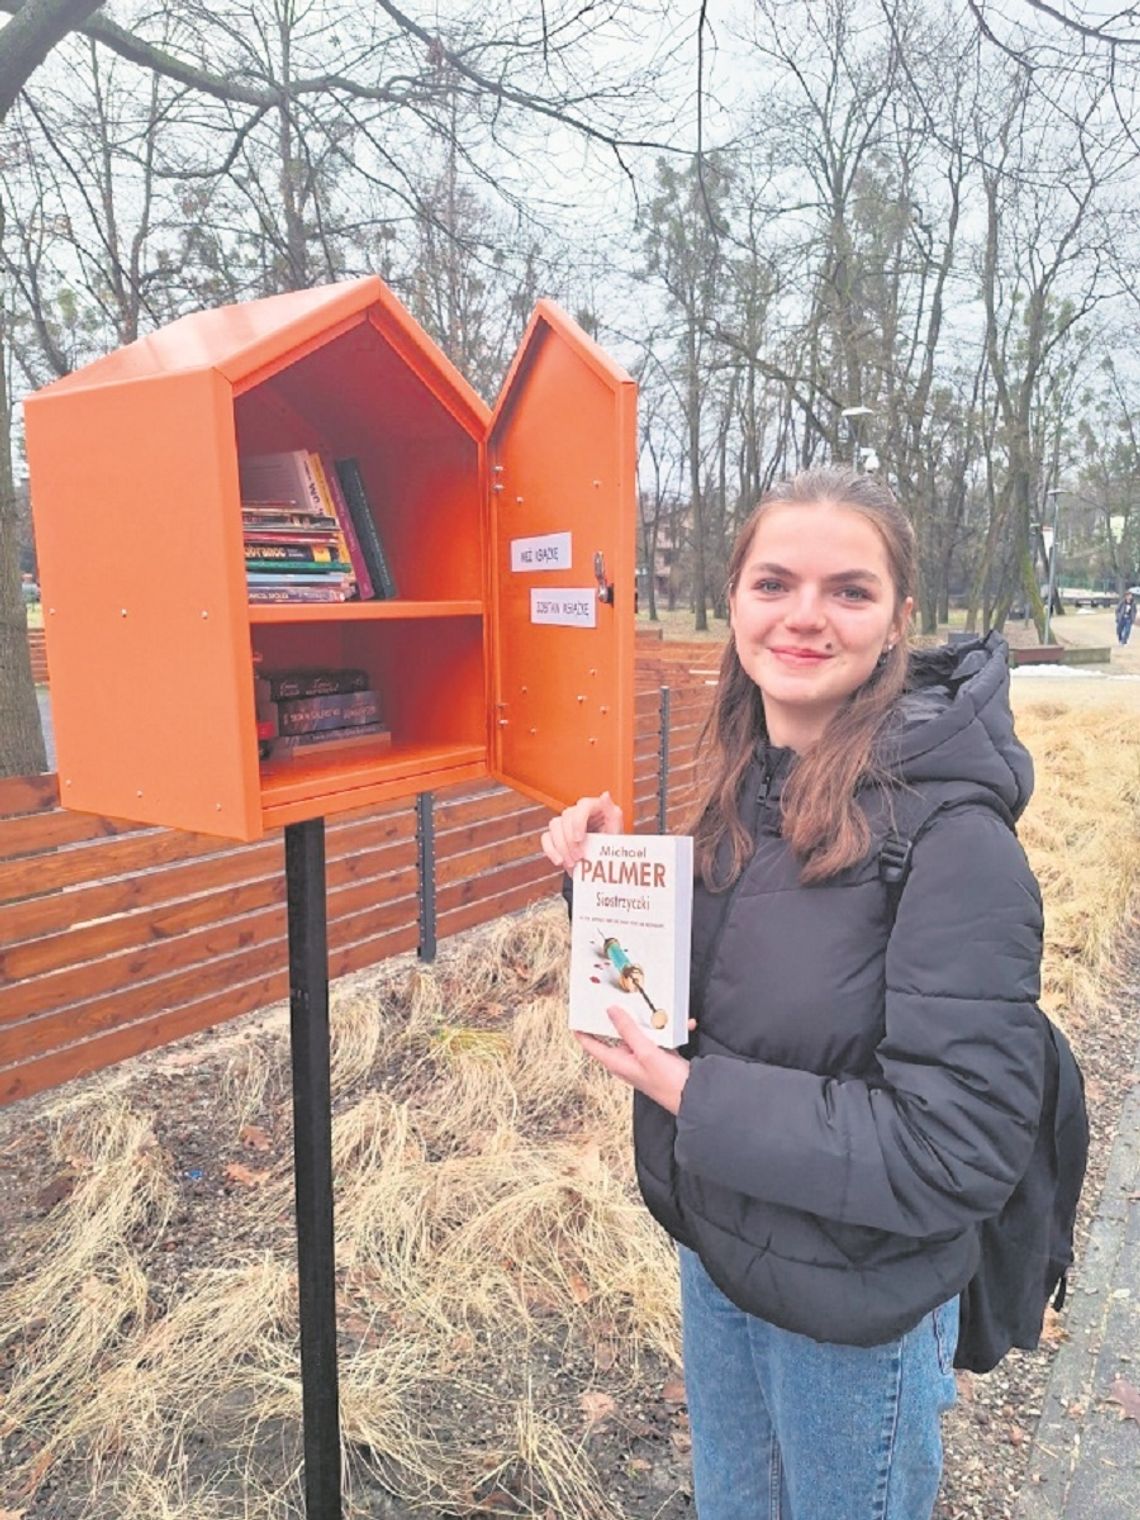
left=879, top=783, right=1015, bottom=922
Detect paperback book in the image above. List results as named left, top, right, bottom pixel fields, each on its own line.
left=334, top=458, right=399, bottom=598
left=274, top=722, right=392, bottom=758
left=238, top=451, right=362, bottom=600
left=275, top=689, right=380, bottom=735
left=568, top=833, right=693, bottom=1050
left=253, top=663, right=388, bottom=761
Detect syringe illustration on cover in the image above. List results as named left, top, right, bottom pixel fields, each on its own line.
left=595, top=934, right=669, bottom=1030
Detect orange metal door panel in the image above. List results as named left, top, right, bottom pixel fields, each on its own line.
left=488, top=303, right=636, bottom=823
left=25, top=368, right=260, bottom=838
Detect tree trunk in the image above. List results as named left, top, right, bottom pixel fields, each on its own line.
left=0, top=305, right=47, bottom=777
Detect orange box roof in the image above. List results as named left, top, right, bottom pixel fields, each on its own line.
left=34, top=276, right=490, bottom=431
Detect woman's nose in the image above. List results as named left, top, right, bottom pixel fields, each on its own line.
left=784, top=588, right=826, bottom=628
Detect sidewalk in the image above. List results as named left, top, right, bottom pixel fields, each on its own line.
left=1015, top=1019, right=1140, bottom=1519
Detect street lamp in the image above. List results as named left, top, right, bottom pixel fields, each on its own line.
left=840, top=406, right=874, bottom=470
left=1043, top=487, right=1063, bottom=644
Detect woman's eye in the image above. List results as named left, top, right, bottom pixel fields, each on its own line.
left=753, top=579, right=785, bottom=593
left=837, top=586, right=872, bottom=601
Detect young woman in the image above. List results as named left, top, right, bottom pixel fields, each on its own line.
left=541, top=468, right=1046, bottom=1520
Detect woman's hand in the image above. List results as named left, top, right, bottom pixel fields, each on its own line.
left=575, top=1005, right=691, bottom=1114
left=540, top=790, right=623, bottom=872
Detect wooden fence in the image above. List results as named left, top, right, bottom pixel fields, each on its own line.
left=27, top=627, right=47, bottom=683
left=0, top=673, right=715, bottom=1106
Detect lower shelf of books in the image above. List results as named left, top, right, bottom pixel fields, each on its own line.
left=258, top=737, right=486, bottom=815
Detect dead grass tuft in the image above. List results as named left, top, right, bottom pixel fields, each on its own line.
left=0, top=1097, right=174, bottom=1469
left=1013, top=695, right=1140, bottom=1026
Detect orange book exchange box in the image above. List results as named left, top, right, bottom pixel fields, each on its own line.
left=24, top=277, right=635, bottom=841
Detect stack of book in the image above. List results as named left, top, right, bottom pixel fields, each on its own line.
left=254, top=666, right=392, bottom=760
left=238, top=450, right=398, bottom=604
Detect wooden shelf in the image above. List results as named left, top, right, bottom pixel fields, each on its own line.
left=259, top=738, right=485, bottom=809
left=248, top=598, right=483, bottom=625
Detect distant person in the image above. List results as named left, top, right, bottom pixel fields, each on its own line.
left=1116, top=590, right=1136, bottom=646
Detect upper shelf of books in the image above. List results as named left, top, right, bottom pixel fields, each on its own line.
left=232, top=305, right=488, bottom=610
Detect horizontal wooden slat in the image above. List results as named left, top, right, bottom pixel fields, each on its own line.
left=435, top=801, right=548, bottom=856
left=0, top=884, right=422, bottom=1070
left=436, top=829, right=539, bottom=888
left=0, top=824, right=236, bottom=906
left=437, top=878, right=559, bottom=942
left=0, top=843, right=421, bottom=998
left=434, top=785, right=536, bottom=831
left=0, top=807, right=416, bottom=944
left=437, top=853, right=554, bottom=914
left=0, top=806, right=142, bottom=861
left=0, top=923, right=420, bottom=1105
left=0, top=773, right=58, bottom=819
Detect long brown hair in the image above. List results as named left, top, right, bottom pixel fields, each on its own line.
left=690, top=468, right=917, bottom=889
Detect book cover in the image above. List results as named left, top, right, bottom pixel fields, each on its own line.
left=319, top=452, right=376, bottom=600
left=568, top=833, right=693, bottom=1050
left=276, top=690, right=380, bottom=734
left=273, top=723, right=393, bottom=757
left=333, top=458, right=399, bottom=599
left=306, top=451, right=369, bottom=601
left=243, top=542, right=339, bottom=564
left=245, top=562, right=352, bottom=577
left=268, top=667, right=370, bottom=701
left=242, top=526, right=341, bottom=542
left=239, top=452, right=324, bottom=515
left=248, top=584, right=351, bottom=604
left=241, top=499, right=324, bottom=520
left=253, top=672, right=279, bottom=760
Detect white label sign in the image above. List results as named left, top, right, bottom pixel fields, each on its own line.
left=511, top=532, right=572, bottom=571
left=530, top=588, right=597, bottom=628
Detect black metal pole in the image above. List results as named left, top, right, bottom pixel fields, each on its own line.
left=416, top=791, right=437, bottom=962
left=285, top=818, right=342, bottom=1519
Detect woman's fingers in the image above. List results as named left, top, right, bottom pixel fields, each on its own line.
left=591, top=790, right=624, bottom=834
left=540, top=791, right=623, bottom=871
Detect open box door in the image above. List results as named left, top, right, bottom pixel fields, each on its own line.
left=488, top=302, right=636, bottom=823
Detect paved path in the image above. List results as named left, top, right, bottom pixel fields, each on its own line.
left=1015, top=1007, right=1140, bottom=1519
left=37, top=687, right=54, bottom=772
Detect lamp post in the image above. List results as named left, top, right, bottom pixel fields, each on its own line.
left=840, top=405, right=874, bottom=470
left=1043, top=487, right=1062, bottom=644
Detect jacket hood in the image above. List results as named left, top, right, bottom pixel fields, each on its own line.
left=884, top=631, right=1033, bottom=818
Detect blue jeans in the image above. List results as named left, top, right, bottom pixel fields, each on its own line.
left=679, top=1246, right=959, bottom=1520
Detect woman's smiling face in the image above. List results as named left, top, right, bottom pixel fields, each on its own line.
left=729, top=500, right=912, bottom=749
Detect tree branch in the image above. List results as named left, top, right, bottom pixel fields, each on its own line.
left=0, top=0, right=104, bottom=118
left=1022, top=0, right=1140, bottom=48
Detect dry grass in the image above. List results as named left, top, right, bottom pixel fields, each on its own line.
left=1, top=694, right=1137, bottom=1517
left=1012, top=692, right=1140, bottom=1025
left=0, top=908, right=680, bottom=1517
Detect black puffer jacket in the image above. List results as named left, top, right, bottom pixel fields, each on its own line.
left=635, top=634, right=1047, bottom=1346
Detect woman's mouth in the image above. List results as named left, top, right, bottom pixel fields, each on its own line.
left=769, top=646, right=832, bottom=665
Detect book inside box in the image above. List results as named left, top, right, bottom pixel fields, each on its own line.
left=233, top=317, right=483, bottom=605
